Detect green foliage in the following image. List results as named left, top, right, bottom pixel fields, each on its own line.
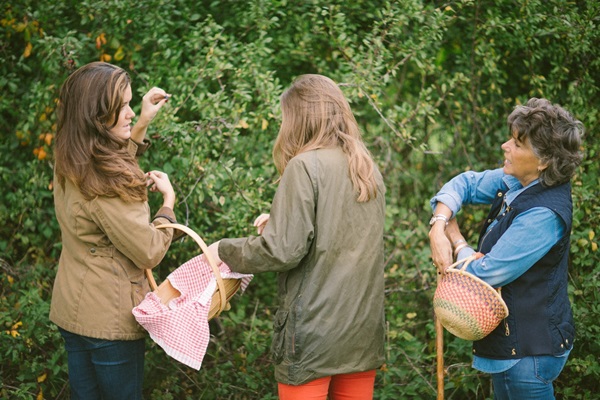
left=1, top=0, right=598, bottom=398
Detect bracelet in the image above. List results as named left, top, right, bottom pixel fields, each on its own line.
left=453, top=243, right=470, bottom=257
left=452, top=239, right=467, bottom=246
left=154, top=214, right=176, bottom=224
left=429, top=214, right=449, bottom=226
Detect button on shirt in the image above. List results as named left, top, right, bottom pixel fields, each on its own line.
left=430, top=168, right=566, bottom=373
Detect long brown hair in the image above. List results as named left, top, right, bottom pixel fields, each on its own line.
left=54, top=62, right=147, bottom=202
left=273, top=74, right=377, bottom=202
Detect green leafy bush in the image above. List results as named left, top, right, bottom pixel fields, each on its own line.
left=1, top=0, right=598, bottom=398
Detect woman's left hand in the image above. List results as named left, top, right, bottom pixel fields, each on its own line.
left=146, top=170, right=175, bottom=209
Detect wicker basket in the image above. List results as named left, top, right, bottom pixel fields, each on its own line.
left=146, top=223, right=242, bottom=320
left=433, top=254, right=508, bottom=341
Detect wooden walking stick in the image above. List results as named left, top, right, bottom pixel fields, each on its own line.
left=436, top=272, right=445, bottom=400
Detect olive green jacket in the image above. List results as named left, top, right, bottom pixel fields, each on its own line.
left=50, top=140, right=175, bottom=340
left=219, top=147, right=386, bottom=385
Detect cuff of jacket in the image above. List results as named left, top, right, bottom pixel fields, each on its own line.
left=132, top=138, right=152, bottom=157
left=152, top=208, right=186, bottom=240
left=152, top=207, right=176, bottom=225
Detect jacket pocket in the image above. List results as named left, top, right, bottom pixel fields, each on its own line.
left=271, top=310, right=288, bottom=363
left=130, top=280, right=145, bottom=307
left=554, top=321, right=575, bottom=353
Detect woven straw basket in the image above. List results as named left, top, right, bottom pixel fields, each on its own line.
left=433, top=254, right=508, bottom=341
left=145, top=223, right=242, bottom=320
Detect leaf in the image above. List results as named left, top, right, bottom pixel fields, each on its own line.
left=36, top=147, right=47, bottom=160
left=37, top=372, right=47, bottom=383
left=95, top=33, right=107, bottom=49
left=14, top=22, right=27, bottom=32
left=23, top=42, right=32, bottom=58
left=114, top=46, right=125, bottom=61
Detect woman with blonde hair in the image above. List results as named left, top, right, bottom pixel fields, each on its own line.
left=50, top=62, right=177, bottom=400
left=209, top=74, right=386, bottom=399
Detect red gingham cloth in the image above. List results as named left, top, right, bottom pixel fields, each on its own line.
left=132, top=254, right=252, bottom=370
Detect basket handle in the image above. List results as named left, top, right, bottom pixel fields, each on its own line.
left=445, top=252, right=502, bottom=295
left=145, top=223, right=228, bottom=317
left=445, top=252, right=484, bottom=272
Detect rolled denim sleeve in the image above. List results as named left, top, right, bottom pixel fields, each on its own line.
left=464, top=207, right=565, bottom=287
left=430, top=168, right=507, bottom=216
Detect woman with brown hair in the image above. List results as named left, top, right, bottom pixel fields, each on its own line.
left=50, top=61, right=177, bottom=399
left=209, top=74, right=386, bottom=399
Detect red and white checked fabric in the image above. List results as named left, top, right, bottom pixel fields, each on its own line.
left=132, top=254, right=252, bottom=370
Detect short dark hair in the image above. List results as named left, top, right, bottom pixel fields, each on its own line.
left=507, top=98, right=583, bottom=187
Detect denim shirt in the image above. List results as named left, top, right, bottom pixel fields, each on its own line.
left=430, top=168, right=566, bottom=373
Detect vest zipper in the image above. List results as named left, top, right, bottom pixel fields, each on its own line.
left=480, top=201, right=511, bottom=251
left=479, top=224, right=494, bottom=250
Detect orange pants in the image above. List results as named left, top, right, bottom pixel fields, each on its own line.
left=278, top=370, right=376, bottom=400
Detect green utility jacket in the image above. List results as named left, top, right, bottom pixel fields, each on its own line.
left=219, top=147, right=386, bottom=385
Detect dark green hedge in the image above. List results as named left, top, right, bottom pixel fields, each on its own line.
left=1, top=1, right=598, bottom=398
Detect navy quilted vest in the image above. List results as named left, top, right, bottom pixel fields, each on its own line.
left=473, top=182, right=575, bottom=359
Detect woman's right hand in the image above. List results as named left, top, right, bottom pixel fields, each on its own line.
left=429, top=224, right=453, bottom=274
left=139, top=87, right=171, bottom=126
left=428, top=203, right=454, bottom=273
left=146, top=170, right=175, bottom=209
left=253, top=213, right=270, bottom=235
left=207, top=241, right=222, bottom=265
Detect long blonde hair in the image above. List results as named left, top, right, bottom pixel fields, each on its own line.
left=54, top=62, right=147, bottom=202
left=273, top=74, right=377, bottom=202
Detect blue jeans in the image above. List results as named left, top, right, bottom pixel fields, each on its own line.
left=59, top=328, right=145, bottom=400
left=491, top=354, right=569, bottom=399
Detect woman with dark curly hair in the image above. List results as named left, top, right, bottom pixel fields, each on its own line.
left=429, top=98, right=583, bottom=399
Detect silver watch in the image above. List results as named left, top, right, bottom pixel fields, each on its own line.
left=429, top=214, right=449, bottom=226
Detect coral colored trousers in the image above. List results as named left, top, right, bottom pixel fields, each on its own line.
left=278, top=370, right=377, bottom=400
